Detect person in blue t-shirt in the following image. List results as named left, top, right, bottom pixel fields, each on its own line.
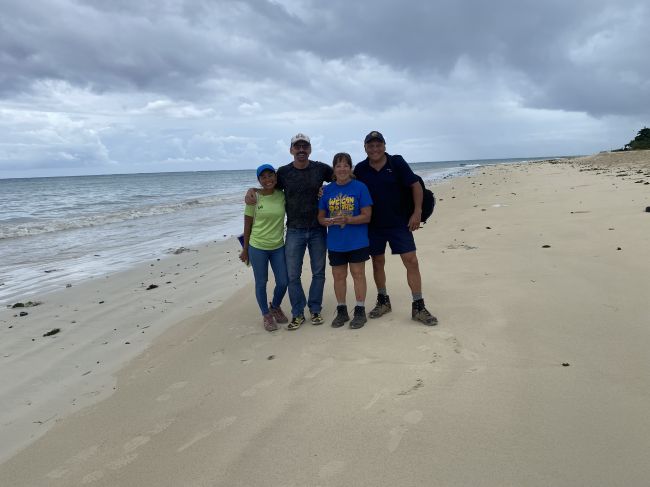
left=318, top=153, right=373, bottom=329
left=353, top=131, right=438, bottom=326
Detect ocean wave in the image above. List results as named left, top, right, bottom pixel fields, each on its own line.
left=0, top=194, right=242, bottom=239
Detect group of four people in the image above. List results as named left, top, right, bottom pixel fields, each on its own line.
left=239, top=131, right=437, bottom=332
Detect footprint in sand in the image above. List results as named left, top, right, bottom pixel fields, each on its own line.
left=147, top=418, right=175, bottom=435
left=46, top=466, right=69, bottom=480
left=304, top=357, right=336, bottom=378
left=318, top=460, right=346, bottom=478
left=437, top=332, right=479, bottom=361
left=81, top=470, right=104, bottom=484
left=388, top=425, right=408, bottom=452
left=106, top=452, right=138, bottom=470
left=156, top=381, right=188, bottom=401
left=465, top=365, right=486, bottom=374
left=387, top=410, right=423, bottom=452
left=241, top=378, right=275, bottom=397
left=72, top=444, right=100, bottom=462
left=177, top=416, right=237, bottom=453
left=363, top=389, right=389, bottom=410
left=46, top=445, right=100, bottom=479
left=123, top=435, right=150, bottom=453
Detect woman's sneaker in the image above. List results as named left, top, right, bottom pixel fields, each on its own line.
left=412, top=299, right=438, bottom=326
left=310, top=312, right=324, bottom=325
left=349, top=306, right=367, bottom=329
left=369, top=294, right=391, bottom=318
left=262, top=313, right=278, bottom=332
left=331, top=305, right=349, bottom=328
left=269, top=303, right=288, bottom=324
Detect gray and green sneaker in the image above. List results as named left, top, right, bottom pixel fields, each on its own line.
left=287, top=315, right=305, bottom=330
left=311, top=312, right=324, bottom=325
left=331, top=305, right=349, bottom=328
left=369, top=294, right=391, bottom=319
left=412, top=299, right=438, bottom=326
left=350, top=306, right=367, bottom=329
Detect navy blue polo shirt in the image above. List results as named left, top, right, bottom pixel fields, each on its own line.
left=353, top=153, right=418, bottom=228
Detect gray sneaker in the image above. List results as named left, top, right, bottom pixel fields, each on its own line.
left=369, top=294, right=391, bottom=319
left=331, top=305, right=349, bottom=328
left=350, top=306, right=367, bottom=329
left=412, top=299, right=438, bottom=326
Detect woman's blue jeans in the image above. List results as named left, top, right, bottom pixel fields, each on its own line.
left=248, top=245, right=288, bottom=315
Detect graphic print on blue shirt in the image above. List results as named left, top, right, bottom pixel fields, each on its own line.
left=319, top=179, right=373, bottom=252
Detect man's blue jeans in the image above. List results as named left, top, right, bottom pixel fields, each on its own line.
left=284, top=226, right=327, bottom=318
left=248, top=245, right=288, bottom=315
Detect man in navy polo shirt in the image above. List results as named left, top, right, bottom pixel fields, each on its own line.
left=353, top=131, right=438, bottom=325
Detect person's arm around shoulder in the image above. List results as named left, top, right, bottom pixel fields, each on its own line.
left=239, top=208, right=255, bottom=263
left=351, top=180, right=372, bottom=225
left=317, top=184, right=332, bottom=226
left=316, top=162, right=333, bottom=199
left=244, top=188, right=257, bottom=205
left=323, top=162, right=334, bottom=183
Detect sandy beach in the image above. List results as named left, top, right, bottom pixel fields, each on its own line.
left=1, top=151, right=649, bottom=486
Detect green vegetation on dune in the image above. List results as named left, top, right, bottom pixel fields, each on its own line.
left=624, top=127, right=650, bottom=151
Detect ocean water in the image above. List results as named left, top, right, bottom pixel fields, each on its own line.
left=0, top=157, right=552, bottom=303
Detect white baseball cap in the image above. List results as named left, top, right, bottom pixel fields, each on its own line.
left=290, top=133, right=311, bottom=146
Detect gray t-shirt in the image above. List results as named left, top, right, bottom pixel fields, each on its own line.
left=277, top=160, right=333, bottom=229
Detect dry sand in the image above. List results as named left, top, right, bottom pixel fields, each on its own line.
left=1, top=151, right=649, bottom=486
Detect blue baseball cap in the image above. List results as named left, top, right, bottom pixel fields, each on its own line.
left=256, top=164, right=276, bottom=179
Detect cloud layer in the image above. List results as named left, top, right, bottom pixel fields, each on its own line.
left=1, top=0, right=648, bottom=177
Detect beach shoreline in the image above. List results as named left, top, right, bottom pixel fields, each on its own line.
left=0, top=237, right=252, bottom=463
left=1, top=151, right=649, bottom=486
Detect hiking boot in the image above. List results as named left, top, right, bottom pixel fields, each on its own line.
left=368, top=294, right=391, bottom=319
left=350, top=306, right=367, bottom=329
left=269, top=303, right=288, bottom=324
left=287, top=315, right=305, bottom=331
left=262, top=313, right=277, bottom=332
left=311, top=312, right=324, bottom=325
left=412, top=299, right=438, bottom=326
left=331, top=305, right=349, bottom=328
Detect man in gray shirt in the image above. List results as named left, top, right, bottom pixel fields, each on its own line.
left=247, top=133, right=333, bottom=329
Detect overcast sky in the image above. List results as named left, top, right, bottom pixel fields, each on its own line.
left=1, top=0, right=649, bottom=178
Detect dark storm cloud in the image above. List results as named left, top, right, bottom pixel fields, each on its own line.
left=1, top=0, right=648, bottom=117
left=0, top=0, right=292, bottom=98
left=270, top=0, right=650, bottom=117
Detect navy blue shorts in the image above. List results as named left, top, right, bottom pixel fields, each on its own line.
left=328, top=247, right=370, bottom=266
left=368, top=226, right=416, bottom=256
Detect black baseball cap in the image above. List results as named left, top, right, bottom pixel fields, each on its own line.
left=364, top=131, right=385, bottom=144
